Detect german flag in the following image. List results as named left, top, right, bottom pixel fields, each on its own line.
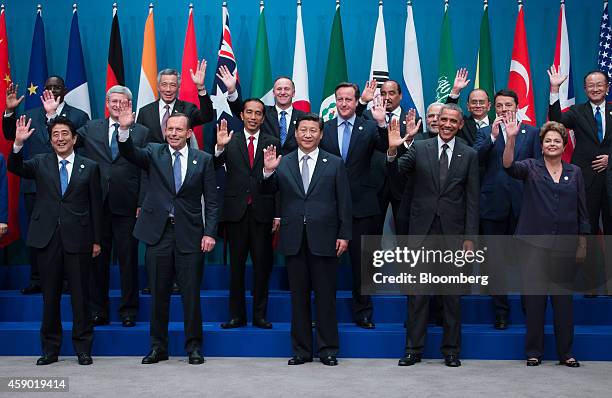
left=105, top=4, right=124, bottom=117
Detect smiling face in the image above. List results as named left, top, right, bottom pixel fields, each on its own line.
left=426, top=104, right=443, bottom=134
left=45, top=77, right=67, bottom=103
left=165, top=115, right=192, bottom=151
left=584, top=72, right=609, bottom=105
left=335, top=86, right=358, bottom=120
left=542, top=130, right=566, bottom=159
left=467, top=89, right=490, bottom=119
left=295, top=120, right=322, bottom=153
left=273, top=78, right=295, bottom=109
left=159, top=74, right=180, bottom=104
left=106, top=92, right=130, bottom=120
left=494, top=95, right=517, bottom=119
left=240, top=100, right=265, bottom=134
left=438, top=108, right=464, bottom=142
left=50, top=123, right=77, bottom=158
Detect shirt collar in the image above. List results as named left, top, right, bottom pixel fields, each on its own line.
left=57, top=151, right=76, bottom=164
left=591, top=101, right=606, bottom=112
left=437, top=135, right=456, bottom=152
left=244, top=130, right=260, bottom=141
left=56, top=101, right=66, bottom=116
left=109, top=117, right=120, bottom=129
left=276, top=105, right=293, bottom=117
left=389, top=106, right=401, bottom=118
left=337, top=114, right=356, bottom=127
left=298, top=147, right=319, bottom=162
left=168, top=143, right=189, bottom=158
left=474, top=115, right=489, bottom=126
left=160, top=99, right=176, bottom=112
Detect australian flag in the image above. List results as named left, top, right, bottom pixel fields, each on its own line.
left=598, top=2, right=612, bottom=102
left=25, top=8, right=48, bottom=111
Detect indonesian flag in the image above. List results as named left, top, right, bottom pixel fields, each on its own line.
left=291, top=1, right=310, bottom=112
left=508, top=4, right=536, bottom=126
left=105, top=4, right=125, bottom=117
left=554, top=1, right=575, bottom=162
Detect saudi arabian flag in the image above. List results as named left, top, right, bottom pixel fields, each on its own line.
left=320, top=4, right=348, bottom=121
left=251, top=5, right=273, bottom=105
left=435, top=6, right=455, bottom=103
left=475, top=3, right=495, bottom=120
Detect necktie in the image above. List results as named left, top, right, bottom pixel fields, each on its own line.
left=59, top=159, right=69, bottom=195
left=173, top=151, right=182, bottom=194
left=110, top=123, right=119, bottom=160
left=162, top=104, right=171, bottom=138
left=279, top=111, right=288, bottom=146
left=301, top=154, right=310, bottom=193
left=247, top=136, right=255, bottom=169
left=596, top=106, right=604, bottom=143
left=386, top=112, right=393, bottom=123
left=439, top=143, right=449, bottom=188
left=341, top=121, right=351, bottom=162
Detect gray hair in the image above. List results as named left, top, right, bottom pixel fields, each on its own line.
left=440, top=103, right=464, bottom=119
left=157, top=69, right=181, bottom=86
left=106, top=85, right=133, bottom=100
left=426, top=102, right=445, bottom=115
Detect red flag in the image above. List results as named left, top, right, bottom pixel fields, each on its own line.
left=0, top=6, right=21, bottom=246
left=508, top=4, right=536, bottom=126
left=105, top=4, right=125, bottom=117
left=178, top=6, right=203, bottom=148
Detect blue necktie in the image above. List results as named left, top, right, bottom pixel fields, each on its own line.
left=341, top=120, right=351, bottom=162
left=110, top=123, right=119, bottom=160
left=596, top=106, right=604, bottom=143
left=59, top=159, right=69, bottom=196
left=173, top=151, right=182, bottom=193
left=279, top=111, right=288, bottom=146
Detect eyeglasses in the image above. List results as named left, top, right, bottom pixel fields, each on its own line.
left=585, top=83, right=608, bottom=90
left=159, top=82, right=178, bottom=89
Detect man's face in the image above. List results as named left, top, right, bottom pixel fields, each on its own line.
left=335, top=86, right=358, bottom=120
left=380, top=81, right=402, bottom=112
left=45, top=77, right=67, bottom=103
left=159, top=74, right=180, bottom=104
left=438, top=108, right=464, bottom=142
left=165, top=116, right=192, bottom=150
left=240, top=101, right=265, bottom=134
left=467, top=90, right=490, bottom=119
left=273, top=78, right=295, bottom=108
left=106, top=92, right=130, bottom=120
left=426, top=104, right=443, bottom=134
left=50, top=123, right=76, bottom=158
left=295, top=120, right=322, bottom=153
left=494, top=95, right=517, bottom=119
left=584, top=73, right=609, bottom=105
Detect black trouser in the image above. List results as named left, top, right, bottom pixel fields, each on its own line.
left=37, top=226, right=93, bottom=356
left=24, top=193, right=40, bottom=284
left=373, top=181, right=402, bottom=236
left=582, top=176, right=611, bottom=293
left=225, top=206, right=273, bottom=321
left=146, top=221, right=204, bottom=353
left=89, top=202, right=138, bottom=319
left=286, top=228, right=339, bottom=359
left=348, top=215, right=377, bottom=321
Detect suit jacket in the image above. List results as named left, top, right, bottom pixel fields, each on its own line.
left=446, top=95, right=479, bottom=147
left=2, top=103, right=90, bottom=193
left=76, top=119, right=150, bottom=216
left=0, top=154, right=7, bottom=224
left=321, top=116, right=388, bottom=218
left=214, top=132, right=279, bottom=222
left=474, top=123, right=541, bottom=221
left=136, top=95, right=214, bottom=143
left=7, top=151, right=102, bottom=253
left=393, top=137, right=479, bottom=246
left=549, top=100, right=612, bottom=188
left=261, top=149, right=352, bottom=256
left=118, top=138, right=219, bottom=252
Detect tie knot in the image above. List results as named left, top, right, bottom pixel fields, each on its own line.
left=113, top=123, right=119, bottom=129
left=173, top=151, right=181, bottom=158
left=280, top=110, right=287, bottom=116
left=165, top=104, right=170, bottom=110
left=302, top=154, right=310, bottom=162
left=442, top=143, right=449, bottom=151
left=248, top=136, right=255, bottom=143
left=597, top=106, right=601, bottom=112
left=60, top=159, right=69, bottom=167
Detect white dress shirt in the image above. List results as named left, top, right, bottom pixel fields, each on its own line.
left=169, top=144, right=189, bottom=185
left=297, top=147, right=319, bottom=186
left=437, top=136, right=455, bottom=162
left=56, top=151, right=76, bottom=182
left=474, top=115, right=490, bottom=129
left=108, top=117, right=121, bottom=146
left=277, top=105, right=293, bottom=124
left=215, top=130, right=260, bottom=156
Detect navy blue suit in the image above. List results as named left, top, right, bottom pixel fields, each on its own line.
left=0, top=154, right=7, bottom=225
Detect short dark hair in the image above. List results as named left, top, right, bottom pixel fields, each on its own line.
left=335, top=82, right=360, bottom=99
left=45, top=75, right=65, bottom=87
left=273, top=76, right=295, bottom=88
left=494, top=89, right=519, bottom=106
left=296, top=113, right=323, bottom=131
left=382, top=80, right=402, bottom=94
left=242, top=97, right=266, bottom=112
left=167, top=112, right=191, bottom=129
left=48, top=116, right=76, bottom=138
left=540, top=121, right=568, bottom=146
left=584, top=70, right=609, bottom=85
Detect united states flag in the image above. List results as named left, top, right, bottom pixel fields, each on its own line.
left=598, top=2, right=612, bottom=102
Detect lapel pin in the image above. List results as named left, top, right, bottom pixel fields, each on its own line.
left=323, top=158, right=328, bottom=163
left=80, top=164, right=85, bottom=169
left=402, top=120, right=406, bottom=125
left=457, top=154, right=462, bottom=158
left=564, top=176, right=569, bottom=181
left=293, top=120, right=296, bottom=125
left=521, top=129, right=526, bottom=134
left=358, top=126, right=363, bottom=130
left=193, top=159, right=197, bottom=164
left=61, top=114, right=66, bottom=117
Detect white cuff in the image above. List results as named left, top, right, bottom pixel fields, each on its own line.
left=214, top=145, right=225, bottom=157
left=118, top=129, right=130, bottom=142
left=12, top=143, right=23, bottom=153
left=549, top=92, right=560, bottom=105
left=263, top=168, right=275, bottom=179
left=227, top=90, right=238, bottom=102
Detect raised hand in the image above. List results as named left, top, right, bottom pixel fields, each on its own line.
left=118, top=100, right=135, bottom=129
left=451, top=68, right=470, bottom=96
left=190, top=59, right=207, bottom=90
left=14, top=115, right=34, bottom=146
left=0, top=223, right=7, bottom=238
left=216, top=65, right=237, bottom=94
left=263, top=144, right=282, bottom=173
left=503, top=112, right=520, bottom=139
left=491, top=116, right=503, bottom=139
left=404, top=109, right=422, bottom=142
left=216, top=119, right=233, bottom=148
left=547, top=65, right=568, bottom=92
left=41, top=89, right=60, bottom=116
left=388, top=118, right=409, bottom=150
left=370, top=95, right=387, bottom=125
left=360, top=79, right=377, bottom=104
left=5, top=83, right=24, bottom=112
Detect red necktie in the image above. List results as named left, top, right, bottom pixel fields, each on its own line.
left=248, top=136, right=255, bottom=168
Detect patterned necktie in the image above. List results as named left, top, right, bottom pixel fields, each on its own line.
left=162, top=104, right=171, bottom=138
left=439, top=143, right=449, bottom=187
left=596, top=106, right=604, bottom=142
left=301, top=154, right=310, bottom=193
left=386, top=112, right=393, bottom=123
left=341, top=121, right=351, bottom=162
left=110, top=123, right=119, bottom=160
left=279, top=111, right=288, bottom=146
left=248, top=136, right=255, bottom=169
left=59, top=159, right=69, bottom=195
left=173, top=151, right=182, bottom=193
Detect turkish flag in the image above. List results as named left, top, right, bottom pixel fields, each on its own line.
left=508, top=5, right=536, bottom=126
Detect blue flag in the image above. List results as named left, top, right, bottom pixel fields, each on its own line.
left=65, top=8, right=91, bottom=118
left=25, top=9, right=48, bottom=111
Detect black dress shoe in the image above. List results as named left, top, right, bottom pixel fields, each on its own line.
left=253, top=318, right=272, bottom=329
left=141, top=287, right=151, bottom=295
left=92, top=315, right=109, bottom=326
left=398, top=353, right=422, bottom=366
left=526, top=358, right=542, bottom=366
left=320, top=355, right=338, bottom=366
left=122, top=317, right=136, bottom=327
left=559, top=358, right=580, bottom=368
left=444, top=355, right=461, bottom=367
left=21, top=284, right=42, bottom=295
left=36, top=354, right=58, bottom=365
left=77, top=353, right=93, bottom=365
left=494, top=315, right=508, bottom=330
left=171, top=283, right=181, bottom=295
left=142, top=350, right=169, bottom=364
left=220, top=318, right=246, bottom=329
left=288, top=356, right=312, bottom=365
left=188, top=350, right=205, bottom=365
left=355, top=318, right=375, bottom=329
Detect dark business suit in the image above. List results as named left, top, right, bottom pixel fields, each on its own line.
left=7, top=150, right=102, bottom=357
left=321, top=116, right=387, bottom=322
left=392, top=136, right=479, bottom=356
left=446, top=95, right=479, bottom=147
left=214, top=131, right=279, bottom=321
left=76, top=119, right=150, bottom=320
left=3, top=103, right=89, bottom=285
left=261, top=148, right=352, bottom=359
left=0, top=154, right=8, bottom=225
left=118, top=137, right=218, bottom=354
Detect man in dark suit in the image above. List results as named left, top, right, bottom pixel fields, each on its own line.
left=549, top=66, right=612, bottom=295
left=3, top=77, right=89, bottom=294
left=0, top=154, right=8, bottom=240
left=320, top=82, right=387, bottom=329
left=117, top=108, right=218, bottom=366
left=474, top=89, right=541, bottom=329
left=214, top=98, right=279, bottom=329
left=262, top=113, right=352, bottom=366
left=8, top=116, right=102, bottom=366
left=388, top=103, right=479, bottom=367
left=76, top=85, right=150, bottom=328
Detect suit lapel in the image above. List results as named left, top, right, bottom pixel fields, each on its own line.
left=605, top=103, right=612, bottom=144
left=253, top=134, right=266, bottom=168
left=267, top=107, right=280, bottom=138
left=234, top=132, right=250, bottom=168
left=63, top=155, right=85, bottom=198
left=442, top=142, right=464, bottom=192
left=152, top=101, right=163, bottom=142
left=46, top=155, right=62, bottom=196
left=327, top=121, right=341, bottom=156
left=101, top=119, right=113, bottom=161
left=306, top=152, right=328, bottom=195
left=582, top=103, right=600, bottom=143
left=346, top=117, right=362, bottom=162
left=287, top=151, right=305, bottom=197
left=159, top=145, right=176, bottom=193
left=427, top=140, right=440, bottom=192
left=180, top=149, right=197, bottom=193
